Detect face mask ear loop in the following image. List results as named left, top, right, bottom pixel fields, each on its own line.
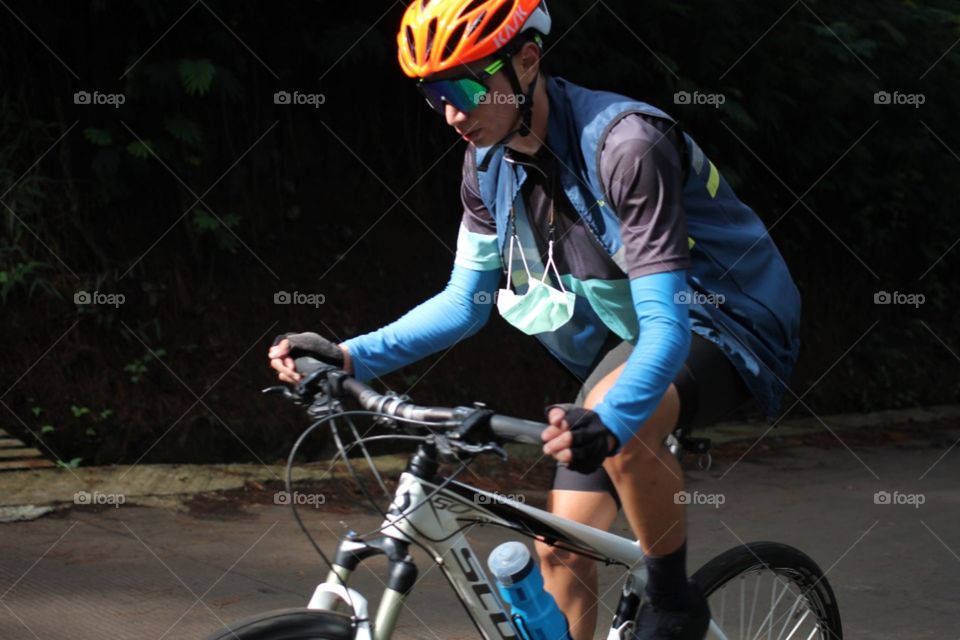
left=505, top=205, right=534, bottom=293
left=541, top=239, right=569, bottom=294
left=514, top=232, right=534, bottom=286
left=541, top=170, right=567, bottom=293
left=505, top=233, right=517, bottom=292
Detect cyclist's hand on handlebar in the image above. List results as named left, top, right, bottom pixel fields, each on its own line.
left=542, top=404, right=619, bottom=473
left=268, top=332, right=351, bottom=384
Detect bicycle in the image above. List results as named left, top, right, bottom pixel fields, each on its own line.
left=203, top=358, right=842, bottom=640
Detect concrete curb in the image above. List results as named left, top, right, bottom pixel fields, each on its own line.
left=1, top=404, right=957, bottom=514
left=0, top=459, right=407, bottom=511
left=695, top=403, right=960, bottom=446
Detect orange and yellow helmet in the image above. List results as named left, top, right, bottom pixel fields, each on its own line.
left=398, top=0, right=552, bottom=79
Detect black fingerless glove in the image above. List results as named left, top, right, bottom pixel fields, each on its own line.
left=272, top=332, right=344, bottom=366
left=545, top=403, right=618, bottom=474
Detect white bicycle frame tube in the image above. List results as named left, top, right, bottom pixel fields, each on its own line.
left=314, top=470, right=734, bottom=640
left=371, top=472, right=648, bottom=640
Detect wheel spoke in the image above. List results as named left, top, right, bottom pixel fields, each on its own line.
left=748, top=579, right=791, bottom=640
left=783, top=608, right=811, bottom=640
left=747, top=571, right=760, bottom=639
left=701, top=546, right=838, bottom=640
left=777, top=590, right=807, bottom=639
left=740, top=575, right=746, bottom=640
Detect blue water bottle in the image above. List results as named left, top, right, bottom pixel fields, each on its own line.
left=487, top=541, right=572, bottom=640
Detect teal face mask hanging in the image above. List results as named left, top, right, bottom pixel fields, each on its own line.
left=496, top=204, right=576, bottom=335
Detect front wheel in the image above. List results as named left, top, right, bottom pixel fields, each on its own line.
left=203, top=608, right=356, bottom=640
left=692, top=542, right=842, bottom=640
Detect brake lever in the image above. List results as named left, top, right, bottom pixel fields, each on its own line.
left=431, top=433, right=507, bottom=464
left=437, top=406, right=510, bottom=461
left=262, top=385, right=300, bottom=400
left=454, top=440, right=509, bottom=461
left=263, top=361, right=339, bottom=403
left=296, top=365, right=334, bottom=395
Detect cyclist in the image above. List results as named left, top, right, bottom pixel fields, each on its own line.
left=269, top=2, right=801, bottom=638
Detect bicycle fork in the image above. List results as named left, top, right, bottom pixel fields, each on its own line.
left=310, top=533, right=418, bottom=640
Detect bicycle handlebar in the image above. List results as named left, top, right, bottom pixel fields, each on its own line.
left=291, top=357, right=547, bottom=446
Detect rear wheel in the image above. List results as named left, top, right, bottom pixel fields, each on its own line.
left=202, top=608, right=356, bottom=640
left=692, top=542, right=842, bottom=640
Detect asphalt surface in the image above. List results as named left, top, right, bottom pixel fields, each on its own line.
left=1, top=422, right=958, bottom=640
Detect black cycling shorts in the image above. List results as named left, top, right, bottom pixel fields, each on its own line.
left=551, top=331, right=752, bottom=509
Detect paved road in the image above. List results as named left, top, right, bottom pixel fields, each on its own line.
left=1, top=426, right=957, bottom=639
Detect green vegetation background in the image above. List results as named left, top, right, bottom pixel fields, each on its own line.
left=1, top=1, right=957, bottom=466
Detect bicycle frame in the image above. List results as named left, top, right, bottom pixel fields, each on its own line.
left=255, top=368, right=786, bottom=640
left=309, top=463, right=660, bottom=640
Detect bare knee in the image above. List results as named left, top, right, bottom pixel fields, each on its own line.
left=604, top=384, right=681, bottom=479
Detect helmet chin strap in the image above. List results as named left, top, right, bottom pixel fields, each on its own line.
left=477, top=57, right=539, bottom=172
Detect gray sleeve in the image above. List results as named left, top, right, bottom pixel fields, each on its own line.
left=599, top=114, right=692, bottom=279
left=461, top=147, right=498, bottom=235
left=456, top=147, right=501, bottom=271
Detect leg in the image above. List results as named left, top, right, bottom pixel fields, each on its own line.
left=535, top=490, right=617, bottom=640
left=597, top=332, right=754, bottom=562
left=543, top=333, right=750, bottom=638
left=579, top=360, right=687, bottom=557
left=600, top=377, right=686, bottom=557
left=535, top=355, right=626, bottom=640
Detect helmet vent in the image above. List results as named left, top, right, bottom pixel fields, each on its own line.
left=465, top=10, right=486, bottom=36
left=477, top=2, right=513, bottom=41
left=425, top=17, right=438, bottom=59
left=405, top=25, right=417, bottom=63
left=460, top=0, right=488, bottom=18
left=443, top=22, right=468, bottom=62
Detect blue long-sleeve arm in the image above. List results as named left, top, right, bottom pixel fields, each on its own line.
left=342, top=264, right=501, bottom=382
left=592, top=270, right=691, bottom=453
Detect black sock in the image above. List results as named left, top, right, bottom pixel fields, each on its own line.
left=643, top=540, right=695, bottom=611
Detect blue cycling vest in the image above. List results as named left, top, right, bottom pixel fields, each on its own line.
left=474, top=76, right=802, bottom=421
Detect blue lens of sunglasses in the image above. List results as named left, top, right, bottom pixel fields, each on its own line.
left=418, top=77, right=489, bottom=114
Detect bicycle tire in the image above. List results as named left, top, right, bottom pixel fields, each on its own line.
left=202, top=607, right=357, bottom=640
left=692, top=541, right=843, bottom=640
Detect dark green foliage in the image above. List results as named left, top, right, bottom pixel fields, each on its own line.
left=1, top=1, right=958, bottom=464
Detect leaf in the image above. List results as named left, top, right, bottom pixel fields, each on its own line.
left=41, top=425, right=54, bottom=434
left=71, top=405, right=91, bottom=418
left=178, top=58, right=216, bottom=96
left=126, top=139, right=154, bottom=159
left=191, top=208, right=219, bottom=232
left=163, top=116, right=202, bottom=147
left=874, top=19, right=907, bottom=47
left=221, top=213, right=241, bottom=229
left=83, top=127, right=113, bottom=146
